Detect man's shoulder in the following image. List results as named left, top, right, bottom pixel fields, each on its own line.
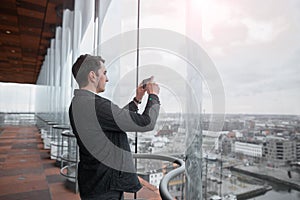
left=94, top=95, right=114, bottom=108
left=95, top=94, right=110, bottom=102
left=72, top=89, right=114, bottom=106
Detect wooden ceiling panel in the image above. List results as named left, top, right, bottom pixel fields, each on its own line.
left=0, top=6, right=16, bottom=16
left=16, top=0, right=46, bottom=12
left=19, top=26, right=41, bottom=36
left=0, top=63, right=10, bottom=69
left=3, top=45, right=22, bottom=53
left=42, top=31, right=54, bottom=38
left=1, top=35, right=20, bottom=45
left=0, top=14, right=18, bottom=26
left=20, top=35, right=40, bottom=48
left=41, top=39, right=50, bottom=46
left=21, top=0, right=47, bottom=7
left=0, top=26, right=19, bottom=34
left=18, top=16, right=43, bottom=29
left=17, top=8, right=45, bottom=19
left=22, top=57, right=36, bottom=62
left=23, top=64, right=35, bottom=69
left=0, top=68, right=18, bottom=72
left=0, top=0, right=71, bottom=83
left=44, top=2, right=59, bottom=24
left=37, top=55, right=44, bottom=60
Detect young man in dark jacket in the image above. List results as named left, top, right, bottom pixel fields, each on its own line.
left=69, top=54, right=160, bottom=200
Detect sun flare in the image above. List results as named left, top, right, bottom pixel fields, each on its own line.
left=192, top=0, right=233, bottom=41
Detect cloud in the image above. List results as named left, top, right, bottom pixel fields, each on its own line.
left=200, top=0, right=300, bottom=114
left=208, top=21, right=249, bottom=45
left=104, top=0, right=300, bottom=114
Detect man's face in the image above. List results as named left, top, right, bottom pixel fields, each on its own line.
left=95, top=62, right=108, bottom=93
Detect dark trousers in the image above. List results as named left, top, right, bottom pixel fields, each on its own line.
left=81, top=191, right=124, bottom=200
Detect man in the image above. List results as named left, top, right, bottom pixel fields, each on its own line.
left=69, top=54, right=160, bottom=200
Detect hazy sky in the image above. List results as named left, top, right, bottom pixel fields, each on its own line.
left=200, top=0, right=300, bottom=115
left=102, top=0, right=300, bottom=115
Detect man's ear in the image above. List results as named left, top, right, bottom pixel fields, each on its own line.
left=88, top=71, right=96, bottom=82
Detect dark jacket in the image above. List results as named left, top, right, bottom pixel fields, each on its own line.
left=69, top=89, right=160, bottom=198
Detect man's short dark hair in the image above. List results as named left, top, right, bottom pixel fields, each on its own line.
left=72, top=54, right=105, bottom=87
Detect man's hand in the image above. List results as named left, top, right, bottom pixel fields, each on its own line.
left=134, top=76, right=159, bottom=105
left=144, top=76, right=160, bottom=96
left=147, top=82, right=160, bottom=95
left=135, top=84, right=146, bottom=102
left=146, top=76, right=160, bottom=95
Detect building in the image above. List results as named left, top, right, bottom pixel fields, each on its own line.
left=149, top=172, right=164, bottom=188
left=234, top=141, right=263, bottom=158
left=220, top=136, right=233, bottom=155
left=263, top=136, right=296, bottom=168
left=202, top=131, right=224, bottom=153
left=296, top=139, right=300, bottom=162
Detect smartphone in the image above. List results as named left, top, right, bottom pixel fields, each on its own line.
left=142, top=77, right=152, bottom=89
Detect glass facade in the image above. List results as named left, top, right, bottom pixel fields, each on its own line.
left=0, top=0, right=212, bottom=199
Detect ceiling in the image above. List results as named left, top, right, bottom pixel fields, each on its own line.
left=0, top=0, right=73, bottom=84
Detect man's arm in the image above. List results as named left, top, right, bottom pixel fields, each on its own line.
left=96, top=94, right=160, bottom=133
left=122, top=101, right=139, bottom=112
left=122, top=83, right=147, bottom=111
left=97, top=81, right=160, bottom=133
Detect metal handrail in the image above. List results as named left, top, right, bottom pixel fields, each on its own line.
left=132, top=153, right=185, bottom=200
left=60, top=163, right=77, bottom=179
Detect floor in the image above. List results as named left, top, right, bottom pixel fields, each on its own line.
left=0, top=123, right=161, bottom=200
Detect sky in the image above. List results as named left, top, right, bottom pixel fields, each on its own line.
left=199, top=0, right=300, bottom=115
left=101, top=0, right=300, bottom=115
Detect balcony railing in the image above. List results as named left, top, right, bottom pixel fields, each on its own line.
left=36, top=113, right=186, bottom=199
left=133, top=153, right=185, bottom=200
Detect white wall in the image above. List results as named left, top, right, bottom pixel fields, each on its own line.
left=0, top=82, right=36, bottom=113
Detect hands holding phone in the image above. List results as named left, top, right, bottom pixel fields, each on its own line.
left=143, top=76, right=160, bottom=95
left=135, top=76, right=160, bottom=103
